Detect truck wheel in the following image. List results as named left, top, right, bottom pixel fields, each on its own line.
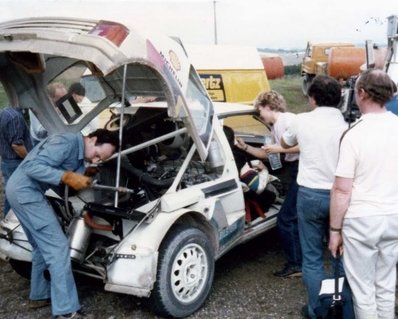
left=9, top=259, right=31, bottom=279
left=150, top=224, right=215, bottom=318
left=302, top=74, right=313, bottom=96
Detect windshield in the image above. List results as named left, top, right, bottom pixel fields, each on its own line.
left=38, top=57, right=168, bottom=136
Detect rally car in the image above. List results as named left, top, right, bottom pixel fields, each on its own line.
left=0, top=17, right=289, bottom=318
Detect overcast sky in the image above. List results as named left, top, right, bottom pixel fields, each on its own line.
left=0, top=0, right=395, bottom=50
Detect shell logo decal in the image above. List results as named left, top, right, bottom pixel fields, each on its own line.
left=169, top=50, right=181, bottom=71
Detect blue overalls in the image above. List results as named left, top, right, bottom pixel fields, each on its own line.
left=6, top=132, right=85, bottom=316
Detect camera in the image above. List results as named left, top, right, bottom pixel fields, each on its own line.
left=340, top=76, right=361, bottom=124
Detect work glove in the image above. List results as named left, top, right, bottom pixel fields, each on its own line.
left=62, top=171, right=92, bottom=191
left=84, top=166, right=99, bottom=177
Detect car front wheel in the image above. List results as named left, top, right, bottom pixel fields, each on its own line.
left=150, top=224, right=215, bottom=318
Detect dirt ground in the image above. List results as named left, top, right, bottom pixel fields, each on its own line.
left=0, top=162, right=311, bottom=319
left=0, top=232, right=309, bottom=319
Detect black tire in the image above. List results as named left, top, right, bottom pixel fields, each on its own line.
left=301, top=74, right=313, bottom=96
left=150, top=224, right=215, bottom=318
left=9, top=259, right=31, bottom=279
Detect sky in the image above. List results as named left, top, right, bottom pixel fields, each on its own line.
left=0, top=0, right=396, bottom=50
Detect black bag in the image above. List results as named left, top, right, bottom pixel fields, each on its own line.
left=315, top=254, right=355, bottom=319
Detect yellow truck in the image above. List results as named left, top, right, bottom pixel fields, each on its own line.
left=185, top=44, right=270, bottom=104
left=301, top=42, right=366, bottom=95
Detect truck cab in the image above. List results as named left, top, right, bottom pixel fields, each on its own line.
left=386, top=15, right=398, bottom=84
left=301, top=42, right=356, bottom=95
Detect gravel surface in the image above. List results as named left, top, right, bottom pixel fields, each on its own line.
left=0, top=162, right=308, bottom=319
left=0, top=232, right=307, bottom=319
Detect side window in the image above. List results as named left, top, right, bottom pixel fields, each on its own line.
left=324, top=48, right=331, bottom=57
left=49, top=62, right=105, bottom=135
left=185, top=66, right=214, bottom=158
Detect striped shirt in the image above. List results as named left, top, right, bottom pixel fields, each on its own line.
left=0, top=106, right=32, bottom=159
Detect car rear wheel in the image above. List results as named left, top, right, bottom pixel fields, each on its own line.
left=150, top=224, right=214, bottom=318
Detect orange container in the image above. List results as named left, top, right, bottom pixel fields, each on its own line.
left=261, top=56, right=284, bottom=80
left=327, top=47, right=366, bottom=79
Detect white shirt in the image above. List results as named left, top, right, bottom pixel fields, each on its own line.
left=272, top=112, right=299, bottom=162
left=335, top=111, right=398, bottom=218
left=283, top=107, right=348, bottom=189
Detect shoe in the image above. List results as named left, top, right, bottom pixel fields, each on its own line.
left=273, top=264, right=302, bottom=278
left=301, top=305, right=310, bottom=318
left=54, top=310, right=94, bottom=319
left=28, top=298, right=51, bottom=309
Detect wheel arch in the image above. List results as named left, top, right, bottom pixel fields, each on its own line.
left=171, top=212, right=219, bottom=254
left=119, top=209, right=219, bottom=258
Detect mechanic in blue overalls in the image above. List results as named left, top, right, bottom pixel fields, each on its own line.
left=6, top=129, right=119, bottom=319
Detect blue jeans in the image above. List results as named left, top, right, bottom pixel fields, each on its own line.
left=277, top=161, right=302, bottom=268
left=1, top=158, right=23, bottom=216
left=297, top=186, right=345, bottom=319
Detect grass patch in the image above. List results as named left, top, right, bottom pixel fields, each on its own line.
left=270, top=75, right=310, bottom=114
left=0, top=84, right=8, bottom=110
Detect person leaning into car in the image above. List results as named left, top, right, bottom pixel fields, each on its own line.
left=280, top=75, right=348, bottom=319
left=236, top=90, right=302, bottom=278
left=5, top=129, right=119, bottom=319
left=329, top=69, right=398, bottom=319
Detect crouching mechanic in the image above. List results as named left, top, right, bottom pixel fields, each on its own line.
left=5, top=129, right=119, bottom=319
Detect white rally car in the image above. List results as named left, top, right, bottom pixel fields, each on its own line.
left=0, top=17, right=288, bottom=318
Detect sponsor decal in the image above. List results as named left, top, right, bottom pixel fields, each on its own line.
left=169, top=50, right=181, bottom=71
left=199, top=74, right=225, bottom=102
left=159, top=50, right=183, bottom=88
left=218, top=218, right=244, bottom=246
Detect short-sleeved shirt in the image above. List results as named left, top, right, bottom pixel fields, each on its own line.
left=335, top=112, right=398, bottom=218
left=0, top=106, right=32, bottom=159
left=283, top=107, right=348, bottom=189
left=272, top=112, right=299, bottom=162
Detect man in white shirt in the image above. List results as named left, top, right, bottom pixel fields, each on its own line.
left=281, top=75, right=348, bottom=319
left=329, top=69, right=398, bottom=319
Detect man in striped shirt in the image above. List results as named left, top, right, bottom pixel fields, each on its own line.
left=0, top=106, right=32, bottom=217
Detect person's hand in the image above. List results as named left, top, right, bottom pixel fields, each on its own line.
left=235, top=137, right=247, bottom=151
left=261, top=144, right=279, bottom=155
left=251, top=160, right=266, bottom=171
left=328, top=231, right=343, bottom=257
left=62, top=171, right=92, bottom=191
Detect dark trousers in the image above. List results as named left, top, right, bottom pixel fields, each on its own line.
left=277, top=160, right=302, bottom=268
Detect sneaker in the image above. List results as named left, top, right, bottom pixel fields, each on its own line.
left=28, top=298, right=51, bottom=309
left=273, top=264, right=302, bottom=278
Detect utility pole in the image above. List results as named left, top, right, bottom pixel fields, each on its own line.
left=213, top=0, right=218, bottom=45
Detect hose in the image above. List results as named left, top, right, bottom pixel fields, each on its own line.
left=82, top=211, right=113, bottom=232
